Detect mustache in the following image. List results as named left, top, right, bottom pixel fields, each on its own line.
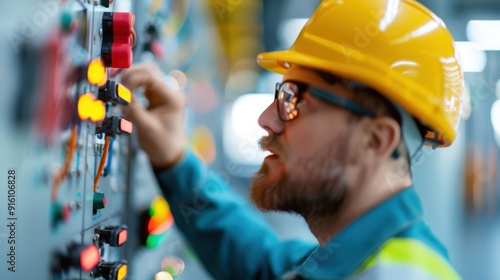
left=258, top=135, right=282, bottom=154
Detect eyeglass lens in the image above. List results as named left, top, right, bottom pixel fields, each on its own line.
left=277, top=82, right=300, bottom=121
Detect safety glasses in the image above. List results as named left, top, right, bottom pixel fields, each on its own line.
left=274, top=80, right=376, bottom=122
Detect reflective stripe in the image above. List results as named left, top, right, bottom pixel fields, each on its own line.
left=355, top=238, right=461, bottom=280
left=354, top=263, right=438, bottom=280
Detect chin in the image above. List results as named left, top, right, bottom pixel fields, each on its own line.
left=250, top=163, right=281, bottom=211
left=250, top=156, right=350, bottom=220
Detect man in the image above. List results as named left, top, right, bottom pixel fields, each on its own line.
left=122, top=0, right=463, bottom=279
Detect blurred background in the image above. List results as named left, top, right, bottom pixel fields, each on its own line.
left=0, top=0, right=499, bottom=279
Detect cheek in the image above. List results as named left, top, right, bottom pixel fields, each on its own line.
left=284, top=117, right=348, bottom=163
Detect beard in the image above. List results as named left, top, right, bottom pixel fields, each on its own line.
left=250, top=131, right=352, bottom=221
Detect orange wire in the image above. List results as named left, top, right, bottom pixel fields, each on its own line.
left=51, top=125, right=78, bottom=201
left=94, top=136, right=111, bottom=192
left=130, top=29, right=137, bottom=48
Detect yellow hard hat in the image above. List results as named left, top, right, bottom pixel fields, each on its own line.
left=257, top=0, right=463, bottom=147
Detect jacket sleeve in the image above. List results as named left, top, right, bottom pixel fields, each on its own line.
left=154, top=148, right=316, bottom=280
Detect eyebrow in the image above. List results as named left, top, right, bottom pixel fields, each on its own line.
left=311, top=69, right=343, bottom=85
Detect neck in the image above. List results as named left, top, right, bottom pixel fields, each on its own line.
left=306, top=165, right=411, bottom=246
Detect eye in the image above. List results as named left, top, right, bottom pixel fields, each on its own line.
left=296, top=92, right=311, bottom=107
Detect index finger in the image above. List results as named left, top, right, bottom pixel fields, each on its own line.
left=120, top=63, right=164, bottom=92
left=120, top=63, right=185, bottom=109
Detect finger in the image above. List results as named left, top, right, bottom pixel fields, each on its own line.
left=121, top=64, right=181, bottom=108
left=122, top=96, right=154, bottom=131
left=120, top=63, right=163, bottom=92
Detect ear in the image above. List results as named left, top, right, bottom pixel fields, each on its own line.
left=366, top=117, right=401, bottom=160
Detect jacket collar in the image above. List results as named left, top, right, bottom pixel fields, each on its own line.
left=296, top=186, right=424, bottom=279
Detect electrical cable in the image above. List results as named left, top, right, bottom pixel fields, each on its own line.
left=131, top=28, right=137, bottom=48
left=51, top=125, right=78, bottom=201
left=94, top=135, right=111, bottom=192
left=103, top=136, right=114, bottom=177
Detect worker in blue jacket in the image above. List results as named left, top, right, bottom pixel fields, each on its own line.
left=122, top=0, right=463, bottom=279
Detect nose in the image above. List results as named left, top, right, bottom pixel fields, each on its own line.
left=258, top=99, right=284, bottom=135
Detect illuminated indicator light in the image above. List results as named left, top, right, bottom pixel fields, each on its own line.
left=88, top=58, right=107, bottom=86
left=164, top=266, right=176, bottom=276
left=146, top=232, right=169, bottom=249
left=161, top=257, right=185, bottom=277
left=96, top=117, right=132, bottom=136
left=288, top=113, right=294, bottom=119
left=143, top=196, right=174, bottom=248
left=117, top=264, right=127, bottom=280
left=117, top=83, right=132, bottom=103
left=99, top=81, right=131, bottom=105
left=95, top=226, right=128, bottom=247
left=280, top=92, right=284, bottom=99
left=155, top=271, right=173, bottom=280
left=150, top=196, right=170, bottom=219
left=147, top=217, right=160, bottom=233
left=78, top=94, right=106, bottom=122
left=147, top=214, right=173, bottom=233
left=90, top=100, right=106, bottom=122
left=147, top=213, right=173, bottom=233
left=293, top=111, right=298, bottom=117
left=292, top=97, right=298, bottom=103
left=78, top=93, right=94, bottom=120
left=150, top=215, right=174, bottom=235
left=80, top=245, right=100, bottom=271
left=286, top=108, right=290, bottom=113
left=118, top=229, right=128, bottom=246
left=119, top=119, right=133, bottom=134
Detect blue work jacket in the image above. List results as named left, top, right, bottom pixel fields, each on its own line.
left=155, top=149, right=461, bottom=279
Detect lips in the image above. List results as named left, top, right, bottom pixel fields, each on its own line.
left=265, top=154, right=279, bottom=160
left=264, top=148, right=280, bottom=159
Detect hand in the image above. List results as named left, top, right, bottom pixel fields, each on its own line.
left=120, top=63, right=186, bottom=169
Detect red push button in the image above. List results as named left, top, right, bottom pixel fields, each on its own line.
left=112, top=35, right=131, bottom=45
left=96, top=117, right=133, bottom=136
left=52, top=243, right=100, bottom=273
left=80, top=245, right=100, bottom=271
left=101, top=42, right=132, bottom=68
left=102, top=12, right=134, bottom=36
left=96, top=225, right=128, bottom=247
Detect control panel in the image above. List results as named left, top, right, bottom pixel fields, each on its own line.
left=0, top=0, right=218, bottom=279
